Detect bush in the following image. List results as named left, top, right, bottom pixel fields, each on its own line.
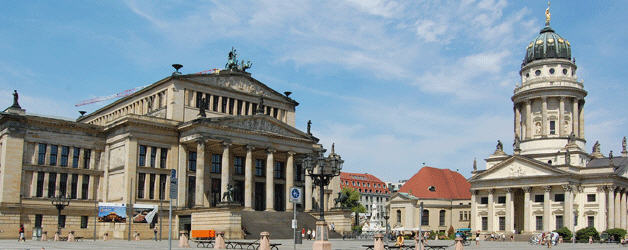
left=576, top=227, right=599, bottom=243
left=447, top=226, right=455, bottom=239
left=606, top=228, right=627, bottom=241
left=555, top=227, right=572, bottom=240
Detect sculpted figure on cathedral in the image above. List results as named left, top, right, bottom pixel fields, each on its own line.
left=11, top=90, right=21, bottom=108
left=198, top=97, right=208, bottom=118
left=496, top=140, right=503, bottom=151
left=513, top=136, right=521, bottom=150
left=623, top=137, right=627, bottom=152
left=307, top=120, right=312, bottom=135
left=568, top=132, right=576, bottom=143
left=535, top=122, right=542, bottom=135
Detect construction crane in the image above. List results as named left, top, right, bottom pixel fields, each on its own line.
left=74, top=85, right=147, bottom=107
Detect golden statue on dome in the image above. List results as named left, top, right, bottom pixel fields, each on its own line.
left=545, top=1, right=551, bottom=26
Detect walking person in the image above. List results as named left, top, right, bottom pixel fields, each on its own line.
left=307, top=228, right=311, bottom=240
left=18, top=224, right=25, bottom=242
left=475, top=233, right=480, bottom=246
left=153, top=226, right=158, bottom=241
left=301, top=228, right=305, bottom=239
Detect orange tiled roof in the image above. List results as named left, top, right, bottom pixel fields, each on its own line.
left=398, top=166, right=470, bottom=199
left=340, top=172, right=389, bottom=194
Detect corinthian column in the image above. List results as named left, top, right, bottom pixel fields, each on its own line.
left=523, top=187, right=531, bottom=232
left=488, top=189, right=494, bottom=232
left=506, top=188, right=514, bottom=232
left=244, top=145, right=254, bottom=210
left=621, top=189, right=626, bottom=229
left=559, top=97, right=565, bottom=136
left=220, top=142, right=231, bottom=202
left=572, top=98, right=579, bottom=138
left=265, top=148, right=276, bottom=211
left=525, top=100, right=532, bottom=139
left=541, top=97, right=548, bottom=137
left=608, top=186, right=615, bottom=228
left=514, top=105, right=521, bottom=139
left=285, top=151, right=295, bottom=211
left=563, top=185, right=573, bottom=230
left=470, top=190, right=477, bottom=231
left=305, top=173, right=313, bottom=211
left=543, top=186, right=551, bottom=231
left=195, top=140, right=206, bottom=207
left=579, top=102, right=585, bottom=138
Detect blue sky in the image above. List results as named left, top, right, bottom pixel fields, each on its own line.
left=2, top=1, right=627, bottom=182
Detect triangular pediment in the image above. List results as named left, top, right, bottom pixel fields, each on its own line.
left=389, top=192, right=416, bottom=202
left=471, top=156, right=568, bottom=181
left=182, top=73, right=294, bottom=103
left=211, top=115, right=313, bottom=140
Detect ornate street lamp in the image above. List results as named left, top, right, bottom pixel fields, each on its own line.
left=51, top=195, right=71, bottom=234
left=301, top=144, right=343, bottom=249
left=383, top=211, right=390, bottom=242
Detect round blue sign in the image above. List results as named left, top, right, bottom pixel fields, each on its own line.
left=291, top=188, right=301, bottom=199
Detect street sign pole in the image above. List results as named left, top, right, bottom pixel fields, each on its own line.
left=169, top=169, right=178, bottom=250
left=289, top=187, right=302, bottom=250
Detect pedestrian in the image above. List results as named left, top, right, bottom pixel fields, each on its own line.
left=588, top=235, right=593, bottom=244
left=153, top=226, right=158, bottom=241
left=312, top=229, right=316, bottom=240
left=475, top=233, right=480, bottom=246
left=18, top=224, right=25, bottom=242
left=301, top=228, right=305, bottom=239
left=307, top=228, right=311, bottom=240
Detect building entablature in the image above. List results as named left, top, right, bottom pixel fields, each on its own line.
left=512, top=86, right=587, bottom=102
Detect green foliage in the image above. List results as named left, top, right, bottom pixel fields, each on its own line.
left=555, top=227, right=572, bottom=240
left=605, top=228, right=627, bottom=241
left=576, top=227, right=599, bottom=242
left=351, top=225, right=362, bottom=233
left=447, top=226, right=455, bottom=239
left=341, top=187, right=366, bottom=213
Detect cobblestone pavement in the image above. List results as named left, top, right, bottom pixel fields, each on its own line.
left=1, top=239, right=627, bottom=250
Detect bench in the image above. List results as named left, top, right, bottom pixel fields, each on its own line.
left=424, top=244, right=450, bottom=250
left=386, top=244, right=414, bottom=250
left=225, top=240, right=258, bottom=249
left=192, top=239, right=215, bottom=248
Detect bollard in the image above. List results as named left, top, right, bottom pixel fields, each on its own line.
left=373, top=233, right=385, bottom=250
left=455, top=236, right=464, bottom=250
left=179, top=232, right=190, bottom=248
left=259, top=231, right=271, bottom=250
left=67, top=231, right=75, bottom=242
left=214, top=232, right=226, bottom=249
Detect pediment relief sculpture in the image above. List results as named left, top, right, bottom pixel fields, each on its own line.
left=224, top=118, right=298, bottom=138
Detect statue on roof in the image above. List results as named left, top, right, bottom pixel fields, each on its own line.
left=11, top=90, right=21, bottom=109
left=592, top=140, right=601, bottom=153
left=545, top=0, right=551, bottom=26
left=225, top=47, right=253, bottom=72
left=307, top=120, right=312, bottom=135
left=513, top=136, right=521, bottom=150
left=496, top=140, right=503, bottom=152
left=623, top=136, right=627, bottom=152
left=473, top=158, right=477, bottom=171
left=256, top=96, right=265, bottom=114
left=198, top=97, right=208, bottom=118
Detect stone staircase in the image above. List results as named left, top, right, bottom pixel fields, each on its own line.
left=240, top=211, right=343, bottom=239
left=513, top=233, right=534, bottom=242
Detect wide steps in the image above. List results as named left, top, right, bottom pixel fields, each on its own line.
left=239, top=211, right=342, bottom=239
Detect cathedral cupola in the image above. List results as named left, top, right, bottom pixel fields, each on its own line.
left=523, top=26, right=572, bottom=66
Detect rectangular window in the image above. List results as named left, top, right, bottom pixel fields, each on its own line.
left=213, top=95, right=219, bottom=111
left=160, top=148, right=168, bottom=168
left=81, top=175, right=89, bottom=199
left=534, top=194, right=544, bottom=202
left=150, top=147, right=157, bottom=167
left=35, top=214, right=43, bottom=228
left=59, top=215, right=66, bottom=228
left=536, top=216, right=543, bottom=231
left=228, top=97, right=234, bottom=115
left=237, top=100, right=243, bottom=115
left=555, top=193, right=565, bottom=202
left=481, top=217, right=488, bottom=231
left=480, top=197, right=488, bottom=204
left=574, top=214, right=578, bottom=226
left=81, top=216, right=89, bottom=228
left=587, top=216, right=594, bottom=228
left=70, top=174, right=78, bottom=199
left=252, top=103, right=258, bottom=114
left=587, top=194, right=596, bottom=202
left=211, top=154, right=222, bottom=173
left=497, top=196, right=506, bottom=204
left=72, top=147, right=80, bottom=168
left=139, top=145, right=147, bottom=167
left=60, top=146, right=69, bottom=167
left=149, top=174, right=156, bottom=199
left=49, top=145, right=58, bottom=165
left=83, top=149, right=91, bottom=169
left=59, top=173, right=68, bottom=197
left=211, top=178, right=221, bottom=206
left=244, top=102, right=250, bottom=115
left=188, top=152, right=197, bottom=171
left=556, top=215, right=563, bottom=229
left=273, top=108, right=278, bottom=118
left=274, top=161, right=284, bottom=179
left=48, top=173, right=57, bottom=198
left=138, top=173, right=146, bottom=199
left=421, top=210, right=429, bottom=226
left=38, top=143, right=47, bottom=165
left=221, top=96, right=227, bottom=113
left=255, top=159, right=265, bottom=176
left=159, top=174, right=167, bottom=200
left=459, top=211, right=463, bottom=221
left=234, top=157, right=244, bottom=175
left=195, top=92, right=203, bottom=108
left=550, top=120, right=556, bottom=135
left=499, top=217, right=505, bottom=231
left=36, top=172, right=44, bottom=197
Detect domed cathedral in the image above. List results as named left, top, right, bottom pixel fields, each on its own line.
left=469, top=4, right=628, bottom=236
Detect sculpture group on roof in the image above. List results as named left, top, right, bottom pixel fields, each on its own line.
left=225, top=47, right=252, bottom=72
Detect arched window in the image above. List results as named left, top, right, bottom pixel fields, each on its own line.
left=421, top=210, right=429, bottom=226
left=396, top=210, right=401, bottom=223
left=439, top=210, right=446, bottom=226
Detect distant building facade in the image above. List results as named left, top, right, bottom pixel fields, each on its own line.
left=340, top=172, right=390, bottom=226
left=387, top=167, right=471, bottom=234
left=386, top=180, right=408, bottom=193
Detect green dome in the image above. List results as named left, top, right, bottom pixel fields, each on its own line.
left=523, top=26, right=571, bottom=65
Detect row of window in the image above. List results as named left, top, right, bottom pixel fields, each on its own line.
left=479, top=193, right=596, bottom=204
left=137, top=173, right=168, bottom=200
left=138, top=145, right=168, bottom=168
left=394, top=209, right=449, bottom=227
left=187, top=152, right=303, bottom=181
left=37, top=143, right=91, bottom=169
left=191, top=91, right=286, bottom=120
left=89, top=90, right=166, bottom=126
left=480, top=215, right=593, bottom=231
left=34, top=172, right=90, bottom=199
left=33, top=214, right=90, bottom=229
left=344, top=180, right=385, bottom=188
left=459, top=211, right=471, bottom=221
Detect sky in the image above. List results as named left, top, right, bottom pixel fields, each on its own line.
left=1, top=1, right=628, bottom=182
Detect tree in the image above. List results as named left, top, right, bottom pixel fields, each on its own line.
left=605, top=228, right=626, bottom=242
left=575, top=227, right=599, bottom=243
left=339, top=187, right=366, bottom=231
left=556, top=227, right=572, bottom=240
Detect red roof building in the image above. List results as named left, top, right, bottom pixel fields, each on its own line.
left=340, top=172, right=390, bottom=194
left=398, top=166, right=470, bottom=199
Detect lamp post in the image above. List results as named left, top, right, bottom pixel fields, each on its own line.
left=301, top=144, right=343, bottom=250
left=51, top=195, right=71, bottom=235
left=383, top=212, right=390, bottom=242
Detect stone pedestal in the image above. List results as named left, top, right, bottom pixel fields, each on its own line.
left=373, top=233, right=385, bottom=250
left=312, top=220, right=331, bottom=250
left=259, top=232, right=271, bottom=250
